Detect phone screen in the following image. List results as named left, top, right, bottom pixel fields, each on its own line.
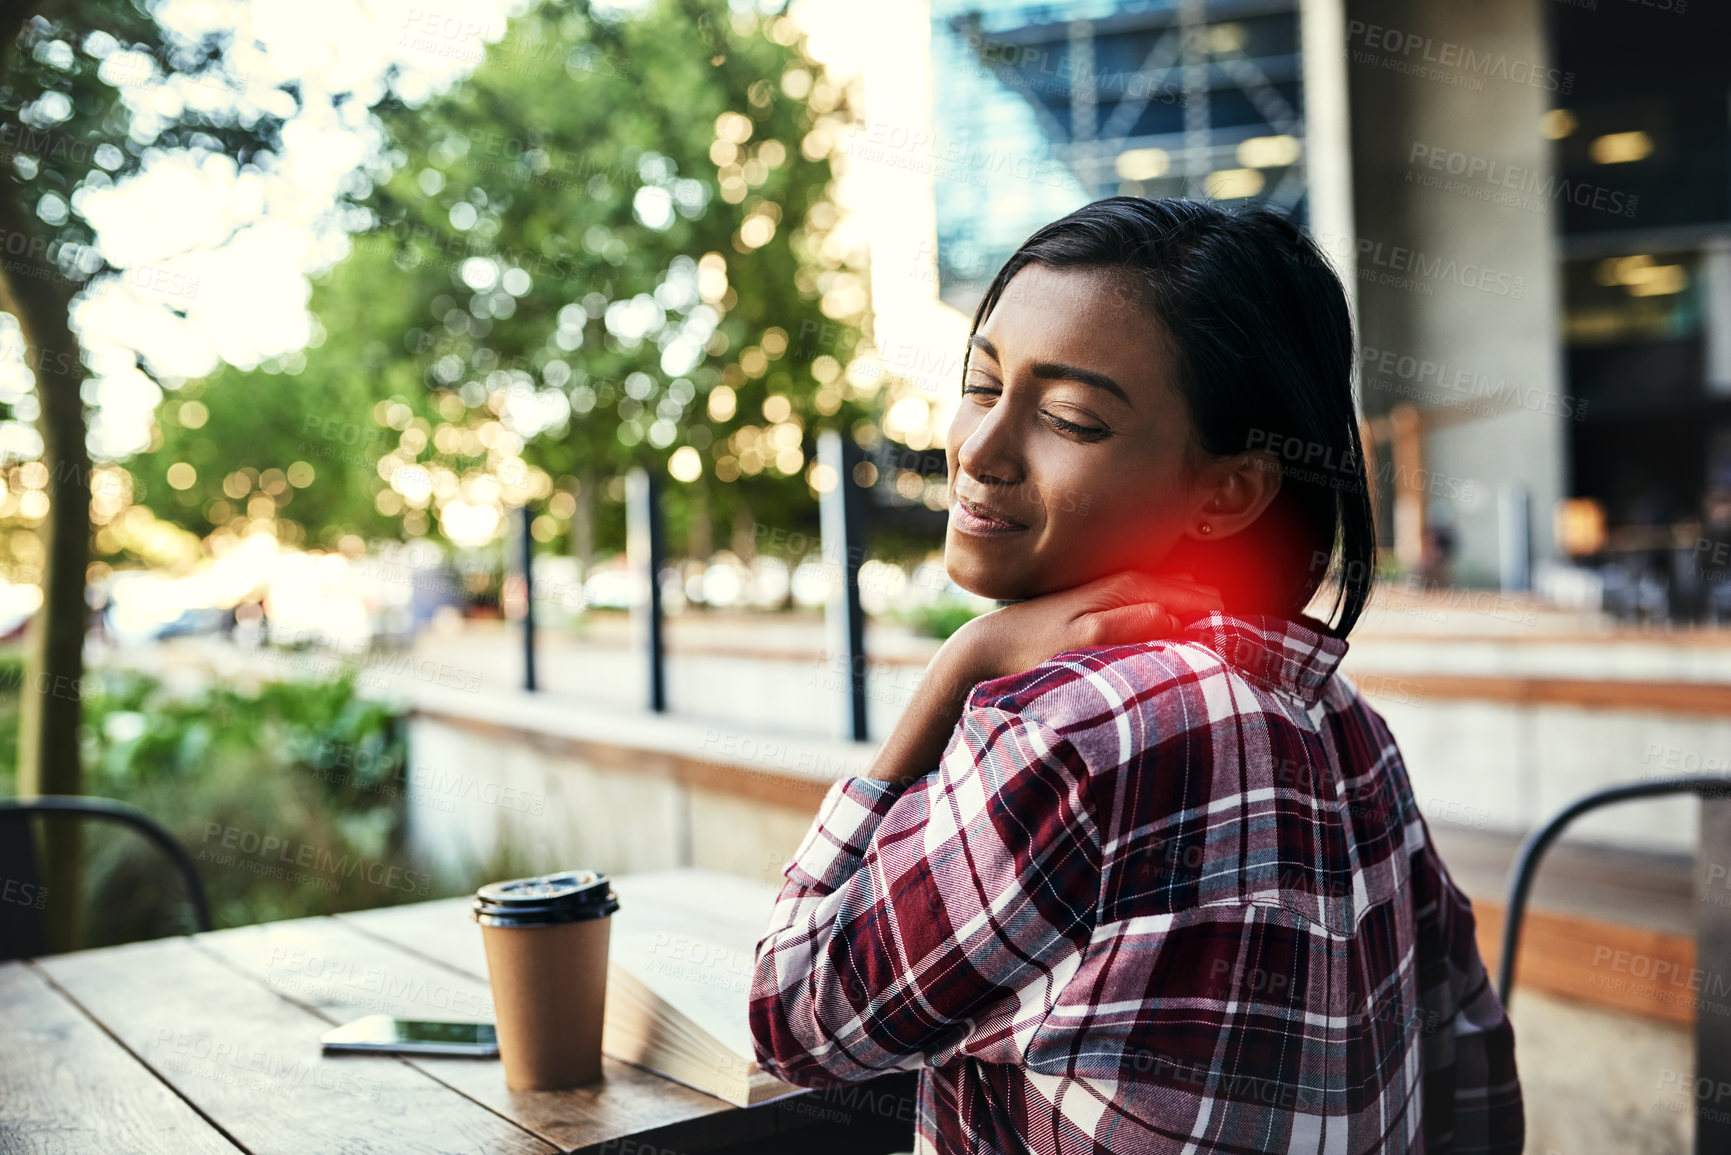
left=321, top=1014, right=499, bottom=1055
left=389, top=1020, right=497, bottom=1045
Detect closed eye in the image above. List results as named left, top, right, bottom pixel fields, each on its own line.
left=1044, top=411, right=1108, bottom=439
left=965, top=385, right=1108, bottom=439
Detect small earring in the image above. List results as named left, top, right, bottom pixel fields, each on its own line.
left=1198, top=522, right=1212, bottom=536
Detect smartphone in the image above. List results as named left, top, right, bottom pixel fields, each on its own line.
left=320, top=1014, right=499, bottom=1057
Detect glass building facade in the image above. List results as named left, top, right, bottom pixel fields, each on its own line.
left=927, top=0, right=1308, bottom=312
left=1549, top=0, right=1731, bottom=619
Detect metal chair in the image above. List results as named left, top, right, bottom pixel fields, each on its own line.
left=0, top=794, right=212, bottom=961
left=1497, top=773, right=1727, bottom=1005
left=1497, top=775, right=1731, bottom=1154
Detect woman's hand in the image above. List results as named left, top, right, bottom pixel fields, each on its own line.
left=861, top=571, right=1222, bottom=786
left=944, top=570, right=1224, bottom=686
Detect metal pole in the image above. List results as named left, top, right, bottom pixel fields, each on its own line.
left=1704, top=237, right=1731, bottom=396
left=626, top=467, right=667, bottom=713
left=1498, top=483, right=1532, bottom=594
left=818, top=430, right=868, bottom=741
left=519, top=503, right=537, bottom=693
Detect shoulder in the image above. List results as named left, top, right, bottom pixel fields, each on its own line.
left=966, top=636, right=1230, bottom=717
left=961, top=635, right=1242, bottom=774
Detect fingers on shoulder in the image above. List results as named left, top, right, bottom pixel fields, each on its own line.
left=1100, top=570, right=1223, bottom=615
left=1077, top=603, right=1176, bottom=647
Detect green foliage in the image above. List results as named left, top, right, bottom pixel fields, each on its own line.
left=126, top=238, right=440, bottom=548
left=0, top=651, right=449, bottom=949
left=0, top=6, right=292, bottom=308
left=131, top=0, right=873, bottom=563
left=904, top=599, right=986, bottom=640
left=0, top=651, right=23, bottom=767
left=0, top=7, right=299, bottom=570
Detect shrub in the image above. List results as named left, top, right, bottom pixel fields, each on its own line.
left=906, top=599, right=987, bottom=640
left=0, top=652, right=437, bottom=950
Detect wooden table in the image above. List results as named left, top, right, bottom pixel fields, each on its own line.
left=1, top=883, right=918, bottom=1155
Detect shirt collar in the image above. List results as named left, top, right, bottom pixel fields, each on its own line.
left=1173, top=610, right=1348, bottom=706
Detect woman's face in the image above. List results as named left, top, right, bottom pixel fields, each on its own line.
left=943, top=263, right=1222, bottom=602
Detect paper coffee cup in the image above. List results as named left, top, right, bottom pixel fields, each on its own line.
left=472, top=869, right=620, bottom=1090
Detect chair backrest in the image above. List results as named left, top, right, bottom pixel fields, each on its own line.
left=0, top=796, right=213, bottom=963
left=0, top=808, right=49, bottom=960
left=1499, top=773, right=1731, bottom=1155
left=1498, top=773, right=1731, bottom=1004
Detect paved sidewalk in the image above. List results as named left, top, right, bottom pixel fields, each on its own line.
left=1515, top=987, right=1693, bottom=1154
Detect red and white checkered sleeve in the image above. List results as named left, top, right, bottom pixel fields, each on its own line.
left=1414, top=833, right=1525, bottom=1153
left=748, top=704, right=1103, bottom=1087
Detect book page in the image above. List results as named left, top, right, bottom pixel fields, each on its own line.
left=606, top=870, right=782, bottom=1061
left=611, top=869, right=781, bottom=945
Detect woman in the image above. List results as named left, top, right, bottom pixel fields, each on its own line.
left=749, top=198, right=1522, bottom=1154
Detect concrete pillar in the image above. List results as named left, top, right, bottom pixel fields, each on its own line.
left=1301, top=0, right=1359, bottom=319
left=1344, top=0, right=1566, bottom=585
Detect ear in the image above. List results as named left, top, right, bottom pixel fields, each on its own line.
left=1181, top=451, right=1283, bottom=543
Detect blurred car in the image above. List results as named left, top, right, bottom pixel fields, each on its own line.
left=151, top=606, right=227, bottom=640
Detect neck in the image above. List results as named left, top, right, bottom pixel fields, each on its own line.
left=1157, top=535, right=1305, bottom=624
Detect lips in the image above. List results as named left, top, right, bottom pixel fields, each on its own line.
left=953, top=495, right=1028, bottom=536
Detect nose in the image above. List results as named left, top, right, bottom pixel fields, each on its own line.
left=951, top=397, right=1024, bottom=492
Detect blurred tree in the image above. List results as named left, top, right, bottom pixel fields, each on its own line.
left=0, top=5, right=293, bottom=948
left=135, top=0, right=875, bottom=602
left=356, top=0, right=873, bottom=568
left=127, top=235, right=435, bottom=554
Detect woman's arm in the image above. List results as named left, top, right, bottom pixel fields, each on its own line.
left=859, top=628, right=989, bottom=787
left=1413, top=833, right=1525, bottom=1153
left=750, top=572, right=1221, bottom=1086
left=749, top=701, right=1102, bottom=1085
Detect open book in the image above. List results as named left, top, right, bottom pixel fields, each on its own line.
left=601, top=867, right=807, bottom=1107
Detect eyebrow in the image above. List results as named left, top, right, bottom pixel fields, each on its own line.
left=969, top=335, right=1133, bottom=408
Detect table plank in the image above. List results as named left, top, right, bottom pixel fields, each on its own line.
left=338, top=898, right=485, bottom=979
left=329, top=893, right=924, bottom=1154
left=194, top=916, right=782, bottom=1154
left=195, top=916, right=495, bottom=1025
left=0, top=961, right=242, bottom=1155
left=35, top=936, right=553, bottom=1155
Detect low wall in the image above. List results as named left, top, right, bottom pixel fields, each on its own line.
left=402, top=648, right=1731, bottom=892
left=403, top=684, right=875, bottom=890
left=396, top=607, right=1731, bottom=865
left=1342, top=653, right=1731, bottom=855
left=1370, top=689, right=1726, bottom=855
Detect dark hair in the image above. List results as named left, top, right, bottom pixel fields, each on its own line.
left=969, top=196, right=1376, bottom=638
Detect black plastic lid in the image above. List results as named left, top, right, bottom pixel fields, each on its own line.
left=471, top=870, right=620, bottom=927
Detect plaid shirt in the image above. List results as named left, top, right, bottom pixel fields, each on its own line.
left=750, top=610, right=1522, bottom=1154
